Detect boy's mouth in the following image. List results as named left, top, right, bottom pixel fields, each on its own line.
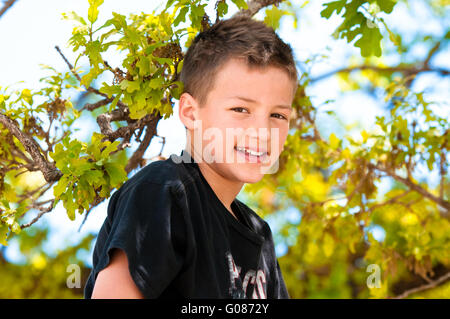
left=234, top=145, right=269, bottom=162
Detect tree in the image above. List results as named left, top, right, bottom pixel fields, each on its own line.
left=0, top=0, right=448, bottom=298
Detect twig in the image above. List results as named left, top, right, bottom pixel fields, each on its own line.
left=0, top=0, right=17, bottom=18
left=157, top=135, right=165, bottom=157
left=125, top=117, right=160, bottom=173
left=55, top=45, right=109, bottom=98
left=20, top=200, right=55, bottom=229
left=439, top=131, right=448, bottom=200
left=77, top=194, right=107, bottom=232
left=390, top=271, right=450, bottom=299
left=310, top=65, right=449, bottom=83
left=81, top=98, right=113, bottom=112
left=423, top=40, right=442, bottom=68
left=54, top=45, right=81, bottom=82
left=55, top=45, right=128, bottom=109
left=367, top=191, right=412, bottom=213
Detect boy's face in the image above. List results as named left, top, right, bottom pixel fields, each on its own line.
left=180, top=58, right=295, bottom=183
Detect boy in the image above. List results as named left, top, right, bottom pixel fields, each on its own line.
left=84, top=15, right=298, bottom=299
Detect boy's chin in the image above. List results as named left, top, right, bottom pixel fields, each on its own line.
left=232, top=169, right=265, bottom=184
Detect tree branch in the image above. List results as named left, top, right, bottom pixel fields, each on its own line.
left=310, top=65, right=449, bottom=83
left=0, top=113, right=62, bottom=182
left=0, top=0, right=17, bottom=19
left=125, top=114, right=161, bottom=173
left=55, top=45, right=124, bottom=103
left=369, top=163, right=450, bottom=211
left=233, top=0, right=283, bottom=18
left=366, top=190, right=412, bottom=213
left=423, top=43, right=440, bottom=68
left=390, top=271, right=450, bottom=299
left=96, top=107, right=131, bottom=138
left=80, top=98, right=113, bottom=112
left=20, top=199, right=55, bottom=229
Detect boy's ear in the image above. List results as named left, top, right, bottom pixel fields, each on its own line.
left=179, top=92, right=198, bottom=130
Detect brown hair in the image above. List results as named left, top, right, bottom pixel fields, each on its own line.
left=179, top=15, right=298, bottom=107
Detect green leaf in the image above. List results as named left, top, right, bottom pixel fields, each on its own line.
left=63, top=191, right=77, bottom=221
left=80, top=66, right=103, bottom=88
left=62, top=11, right=87, bottom=25
left=100, top=140, right=120, bottom=159
left=84, top=169, right=103, bottom=185
left=119, top=80, right=141, bottom=93
left=152, top=56, right=172, bottom=66
left=329, top=133, right=340, bottom=149
left=171, top=81, right=184, bottom=100
left=21, top=89, right=33, bottom=105
left=95, top=17, right=115, bottom=34
left=54, top=175, right=71, bottom=198
left=99, top=82, right=121, bottom=98
left=88, top=0, right=104, bottom=24
left=135, top=89, right=148, bottom=108
left=323, top=233, right=335, bottom=257
left=174, top=6, right=189, bottom=27
left=0, top=224, right=8, bottom=246
left=85, top=40, right=103, bottom=66
left=87, top=132, right=107, bottom=160
left=164, top=0, right=177, bottom=11
left=72, top=159, right=93, bottom=175
left=109, top=92, right=122, bottom=111
left=176, top=59, right=184, bottom=75
left=264, top=6, right=284, bottom=30
left=191, top=4, right=206, bottom=25
left=129, top=107, right=148, bottom=120
left=136, top=57, right=150, bottom=76
left=231, top=0, right=249, bottom=10
left=376, top=0, right=396, bottom=13
left=217, top=1, right=228, bottom=17
left=149, top=77, right=163, bottom=89
left=354, top=20, right=383, bottom=57
left=104, top=162, right=127, bottom=187
left=11, top=221, right=21, bottom=234
left=321, top=0, right=346, bottom=19
left=125, top=28, right=141, bottom=45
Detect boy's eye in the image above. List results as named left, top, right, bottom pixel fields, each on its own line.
left=231, top=107, right=248, bottom=113
left=231, top=107, right=287, bottom=120
left=271, top=113, right=287, bottom=120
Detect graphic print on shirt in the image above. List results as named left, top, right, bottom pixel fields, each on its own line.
left=226, top=251, right=267, bottom=299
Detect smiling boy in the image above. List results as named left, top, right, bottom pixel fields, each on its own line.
left=84, top=15, right=298, bottom=299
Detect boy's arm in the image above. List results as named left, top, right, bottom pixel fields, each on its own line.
left=91, top=248, right=144, bottom=299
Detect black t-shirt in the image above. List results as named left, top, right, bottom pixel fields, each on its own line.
left=84, top=150, right=290, bottom=299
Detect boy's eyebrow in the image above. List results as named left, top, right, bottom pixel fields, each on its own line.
left=230, top=95, right=292, bottom=110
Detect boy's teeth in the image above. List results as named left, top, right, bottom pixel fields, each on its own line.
left=235, top=146, right=265, bottom=156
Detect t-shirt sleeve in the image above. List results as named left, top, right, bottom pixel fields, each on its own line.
left=274, top=259, right=290, bottom=299
left=261, top=221, right=290, bottom=299
left=95, top=180, right=190, bottom=298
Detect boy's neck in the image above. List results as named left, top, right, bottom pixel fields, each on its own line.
left=184, top=146, right=243, bottom=217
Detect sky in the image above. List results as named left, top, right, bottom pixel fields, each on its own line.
left=0, top=0, right=448, bottom=265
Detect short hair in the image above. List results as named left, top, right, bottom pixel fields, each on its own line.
left=179, top=15, right=298, bottom=107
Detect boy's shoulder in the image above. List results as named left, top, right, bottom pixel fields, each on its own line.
left=116, top=153, right=192, bottom=197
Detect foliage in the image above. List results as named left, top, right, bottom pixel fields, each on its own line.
left=0, top=224, right=94, bottom=298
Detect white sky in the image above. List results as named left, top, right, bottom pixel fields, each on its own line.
left=0, top=0, right=448, bottom=264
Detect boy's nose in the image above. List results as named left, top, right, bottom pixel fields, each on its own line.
left=239, top=127, right=272, bottom=153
